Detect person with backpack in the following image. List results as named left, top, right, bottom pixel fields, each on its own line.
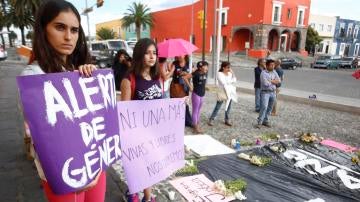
left=191, top=61, right=208, bottom=134
left=120, top=38, right=161, bottom=202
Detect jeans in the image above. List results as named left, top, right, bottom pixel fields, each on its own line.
left=257, top=92, right=276, bottom=124
left=255, top=88, right=261, bottom=111
left=191, top=92, right=204, bottom=125
left=185, top=104, right=193, bottom=127
left=209, top=100, right=232, bottom=121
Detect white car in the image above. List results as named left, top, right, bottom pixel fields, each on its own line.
left=0, top=46, right=7, bottom=61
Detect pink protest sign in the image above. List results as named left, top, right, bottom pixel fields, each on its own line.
left=118, top=98, right=186, bottom=194
left=170, top=174, right=235, bottom=202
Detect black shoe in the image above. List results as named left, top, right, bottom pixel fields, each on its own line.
left=207, top=119, right=214, bottom=126
left=262, top=122, right=271, bottom=127
left=224, top=121, right=232, bottom=127
left=255, top=109, right=260, bottom=113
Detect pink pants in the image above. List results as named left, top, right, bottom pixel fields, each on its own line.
left=42, top=172, right=106, bottom=202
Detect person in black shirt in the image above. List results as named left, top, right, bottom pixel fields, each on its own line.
left=191, top=61, right=208, bottom=134
left=254, top=58, right=266, bottom=112
left=113, top=49, right=131, bottom=91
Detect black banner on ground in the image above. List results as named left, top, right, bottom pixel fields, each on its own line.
left=198, top=141, right=360, bottom=202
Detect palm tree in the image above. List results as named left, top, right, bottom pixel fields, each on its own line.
left=6, top=6, right=34, bottom=45
left=10, top=0, right=41, bottom=17
left=96, top=27, right=115, bottom=40
left=122, top=2, right=153, bottom=40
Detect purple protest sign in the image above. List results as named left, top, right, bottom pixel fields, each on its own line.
left=17, top=69, right=120, bottom=194
left=118, top=98, right=186, bottom=194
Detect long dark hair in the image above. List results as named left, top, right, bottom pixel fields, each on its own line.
left=33, top=0, right=90, bottom=73
left=130, top=38, right=159, bottom=79
left=113, top=49, right=131, bottom=66
left=173, top=55, right=189, bottom=67
left=219, top=61, right=230, bottom=72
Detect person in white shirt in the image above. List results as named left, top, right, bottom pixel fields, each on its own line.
left=208, top=61, right=238, bottom=126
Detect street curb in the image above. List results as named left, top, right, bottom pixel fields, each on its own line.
left=236, top=86, right=360, bottom=115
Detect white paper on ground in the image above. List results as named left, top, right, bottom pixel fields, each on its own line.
left=184, top=135, right=235, bottom=156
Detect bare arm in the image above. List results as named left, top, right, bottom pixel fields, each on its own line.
left=120, top=78, right=132, bottom=101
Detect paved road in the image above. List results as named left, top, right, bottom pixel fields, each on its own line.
left=232, top=67, right=360, bottom=99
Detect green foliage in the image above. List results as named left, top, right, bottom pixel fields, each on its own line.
left=224, top=179, right=247, bottom=194
left=305, top=26, right=322, bottom=53
left=175, top=165, right=199, bottom=176
left=26, top=30, right=33, bottom=40
left=240, top=141, right=255, bottom=147
left=122, top=2, right=153, bottom=40
left=96, top=27, right=115, bottom=40
left=260, top=133, right=278, bottom=141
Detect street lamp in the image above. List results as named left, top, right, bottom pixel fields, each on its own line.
left=82, top=0, right=105, bottom=42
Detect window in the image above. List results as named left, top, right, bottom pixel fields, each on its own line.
left=319, top=24, right=324, bottom=32
left=354, top=25, right=359, bottom=38
left=339, top=23, right=346, bottom=37
left=339, top=43, right=345, bottom=55
left=354, top=43, right=359, bottom=56
left=347, top=23, right=353, bottom=37
left=327, top=25, right=332, bottom=32
left=221, top=9, right=228, bottom=26
left=296, top=6, right=306, bottom=26
left=272, top=1, right=284, bottom=24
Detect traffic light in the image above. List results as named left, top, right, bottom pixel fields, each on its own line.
left=96, top=0, right=104, bottom=8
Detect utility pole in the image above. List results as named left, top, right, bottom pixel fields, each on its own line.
left=202, top=0, right=207, bottom=61
left=85, top=0, right=91, bottom=41
left=189, top=0, right=194, bottom=72
left=211, top=0, right=217, bottom=80
left=215, top=0, right=223, bottom=83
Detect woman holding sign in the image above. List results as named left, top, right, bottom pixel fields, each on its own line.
left=121, top=38, right=161, bottom=201
left=21, top=0, right=106, bottom=201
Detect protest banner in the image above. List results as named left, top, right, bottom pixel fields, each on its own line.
left=118, top=98, right=186, bottom=194
left=170, top=174, right=235, bottom=202
left=17, top=69, right=120, bottom=194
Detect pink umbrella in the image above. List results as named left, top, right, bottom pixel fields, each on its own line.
left=157, top=38, right=198, bottom=58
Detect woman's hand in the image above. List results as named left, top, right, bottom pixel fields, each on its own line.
left=78, top=170, right=102, bottom=192
left=78, top=64, right=97, bottom=77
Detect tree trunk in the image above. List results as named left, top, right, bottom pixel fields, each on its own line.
left=0, top=34, right=5, bottom=49
left=136, top=26, right=141, bottom=41
left=7, top=26, right=13, bottom=47
left=20, top=26, right=26, bottom=45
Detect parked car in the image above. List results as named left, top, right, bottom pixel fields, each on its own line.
left=90, top=39, right=133, bottom=68
left=312, top=55, right=341, bottom=69
left=126, top=38, right=137, bottom=49
left=278, top=57, right=300, bottom=70
left=0, top=46, right=7, bottom=61
left=339, top=57, right=358, bottom=68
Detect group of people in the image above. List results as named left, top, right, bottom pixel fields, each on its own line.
left=19, top=1, right=240, bottom=201
left=254, top=57, right=284, bottom=128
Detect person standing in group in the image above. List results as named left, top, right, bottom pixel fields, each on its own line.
left=159, top=57, right=175, bottom=98
left=208, top=61, right=237, bottom=127
left=254, top=58, right=266, bottom=112
left=170, top=55, right=193, bottom=127
left=256, top=59, right=281, bottom=128
left=191, top=61, right=208, bottom=134
left=120, top=38, right=161, bottom=202
left=113, top=49, right=132, bottom=91
left=271, top=59, right=284, bottom=116
left=20, top=1, right=106, bottom=201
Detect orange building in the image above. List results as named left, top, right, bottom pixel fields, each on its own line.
left=151, top=0, right=311, bottom=58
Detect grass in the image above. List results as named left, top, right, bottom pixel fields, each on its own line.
left=259, top=132, right=279, bottom=141
left=224, top=179, right=247, bottom=194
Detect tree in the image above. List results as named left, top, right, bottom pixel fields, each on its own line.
left=122, top=2, right=153, bottom=40
left=96, top=27, right=115, bottom=40
left=26, top=30, right=33, bottom=40
left=9, top=30, right=16, bottom=44
left=10, top=0, right=41, bottom=17
left=305, top=26, right=322, bottom=55
left=6, top=6, right=34, bottom=45
left=1, top=0, right=13, bottom=47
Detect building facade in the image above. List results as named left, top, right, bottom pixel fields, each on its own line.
left=95, top=19, right=150, bottom=40
left=150, top=0, right=311, bottom=58
left=309, top=14, right=337, bottom=55
left=333, top=17, right=360, bottom=57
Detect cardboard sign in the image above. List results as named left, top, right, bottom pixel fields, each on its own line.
left=118, top=98, right=186, bottom=194
left=17, top=69, right=120, bottom=194
left=170, top=174, right=235, bottom=202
